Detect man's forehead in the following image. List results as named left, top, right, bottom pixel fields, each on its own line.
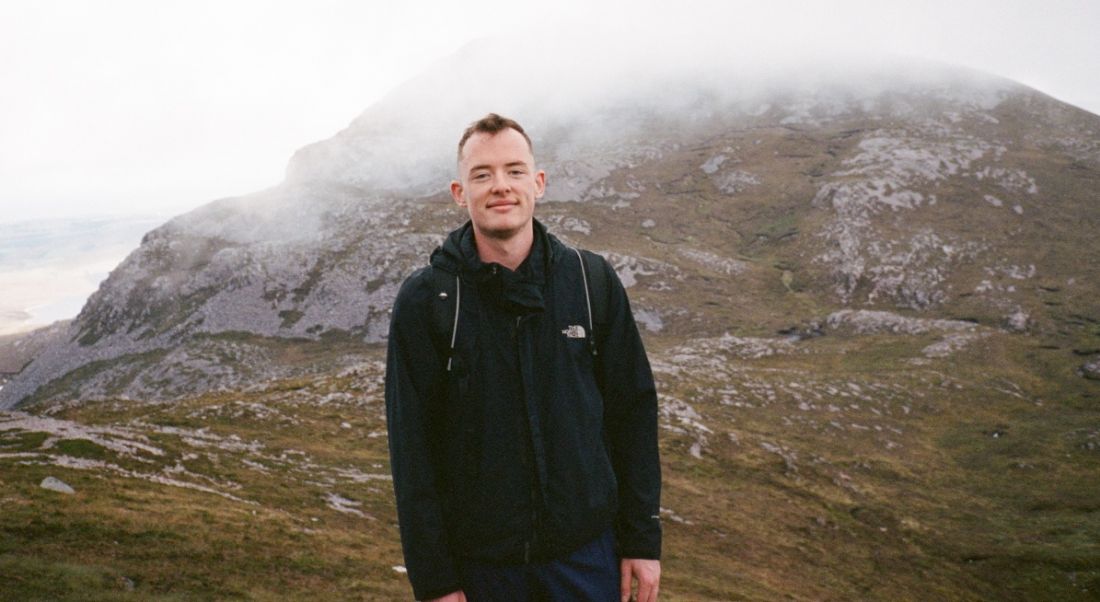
left=459, top=130, right=534, bottom=167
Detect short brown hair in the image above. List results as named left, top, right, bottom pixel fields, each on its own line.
left=457, top=113, right=533, bottom=163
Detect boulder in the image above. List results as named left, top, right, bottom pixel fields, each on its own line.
left=40, top=476, right=75, bottom=495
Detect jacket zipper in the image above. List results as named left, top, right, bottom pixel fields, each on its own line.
left=527, top=480, right=538, bottom=563
left=516, top=312, right=537, bottom=565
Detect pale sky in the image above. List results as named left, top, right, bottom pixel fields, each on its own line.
left=1, top=0, right=1098, bottom=225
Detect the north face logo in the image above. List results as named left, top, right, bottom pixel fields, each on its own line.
left=561, top=325, right=586, bottom=339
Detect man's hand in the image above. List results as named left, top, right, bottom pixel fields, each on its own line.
left=425, top=591, right=466, bottom=602
left=620, top=558, right=660, bottom=602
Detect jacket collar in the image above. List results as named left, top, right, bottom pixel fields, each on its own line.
left=431, top=219, right=562, bottom=314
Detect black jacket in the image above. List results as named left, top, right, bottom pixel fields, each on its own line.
left=385, top=220, right=661, bottom=600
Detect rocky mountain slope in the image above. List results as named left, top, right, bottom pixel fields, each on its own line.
left=2, top=50, right=1098, bottom=408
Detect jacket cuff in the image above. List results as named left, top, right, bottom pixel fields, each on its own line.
left=408, top=556, right=461, bottom=601
left=615, top=525, right=662, bottom=560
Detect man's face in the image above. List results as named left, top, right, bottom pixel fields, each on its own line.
left=450, top=128, right=546, bottom=242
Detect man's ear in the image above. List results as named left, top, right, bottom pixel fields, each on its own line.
left=534, top=170, right=546, bottom=199
left=450, top=180, right=466, bottom=207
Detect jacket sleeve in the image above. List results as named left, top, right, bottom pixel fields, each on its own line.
left=385, top=273, right=462, bottom=600
left=594, top=258, right=663, bottom=559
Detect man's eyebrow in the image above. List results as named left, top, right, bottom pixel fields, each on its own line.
left=468, top=161, right=529, bottom=173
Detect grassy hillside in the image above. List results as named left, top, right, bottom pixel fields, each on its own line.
left=2, top=328, right=1097, bottom=600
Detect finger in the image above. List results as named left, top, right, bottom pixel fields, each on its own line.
left=620, top=561, right=633, bottom=602
left=640, top=581, right=659, bottom=602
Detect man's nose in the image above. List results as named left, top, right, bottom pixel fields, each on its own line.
left=490, top=171, right=512, bottom=193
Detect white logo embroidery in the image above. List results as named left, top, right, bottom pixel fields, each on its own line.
left=561, top=325, right=586, bottom=339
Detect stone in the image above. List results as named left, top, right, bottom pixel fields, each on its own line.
left=1080, top=358, right=1100, bottom=381
left=40, top=476, right=75, bottom=495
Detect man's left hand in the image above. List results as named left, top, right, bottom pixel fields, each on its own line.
left=620, top=558, right=660, bottom=602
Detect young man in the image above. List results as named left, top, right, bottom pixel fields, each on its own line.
left=385, top=114, right=661, bottom=602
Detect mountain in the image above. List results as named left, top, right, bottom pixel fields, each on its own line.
left=2, top=51, right=1097, bottom=409
left=1, top=40, right=1099, bottom=599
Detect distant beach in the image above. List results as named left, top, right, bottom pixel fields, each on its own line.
left=0, top=215, right=164, bottom=336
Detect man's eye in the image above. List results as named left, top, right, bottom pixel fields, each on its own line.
left=473, top=173, right=489, bottom=180
left=510, top=170, right=525, bottom=176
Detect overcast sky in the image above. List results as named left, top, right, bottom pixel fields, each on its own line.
left=1, top=0, right=1097, bottom=225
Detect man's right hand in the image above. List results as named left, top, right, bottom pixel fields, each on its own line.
left=425, top=591, right=466, bottom=602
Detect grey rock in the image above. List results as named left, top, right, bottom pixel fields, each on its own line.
left=826, top=310, right=977, bottom=335
left=1080, top=358, right=1100, bottom=381
left=40, top=476, right=75, bottom=495
left=1005, top=308, right=1030, bottom=332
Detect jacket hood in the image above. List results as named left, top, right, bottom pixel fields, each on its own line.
left=430, top=219, right=564, bottom=275
left=430, top=219, right=564, bottom=314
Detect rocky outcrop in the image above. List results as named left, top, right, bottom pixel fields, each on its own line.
left=825, top=310, right=978, bottom=335
left=0, top=320, right=69, bottom=374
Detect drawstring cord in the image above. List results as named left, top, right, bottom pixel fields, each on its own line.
left=447, top=276, right=461, bottom=371
left=447, top=248, right=595, bottom=370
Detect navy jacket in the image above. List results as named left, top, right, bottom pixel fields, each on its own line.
left=385, top=220, right=661, bottom=600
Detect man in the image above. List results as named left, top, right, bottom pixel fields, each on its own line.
left=385, top=113, right=661, bottom=602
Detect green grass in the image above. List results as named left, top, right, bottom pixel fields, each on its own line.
left=0, top=554, right=157, bottom=602
left=53, top=439, right=109, bottom=460
left=4, top=326, right=1100, bottom=600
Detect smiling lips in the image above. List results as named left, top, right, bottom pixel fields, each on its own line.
left=487, top=200, right=518, bottom=210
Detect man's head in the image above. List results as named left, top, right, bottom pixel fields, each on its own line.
left=451, top=113, right=546, bottom=243
left=455, top=113, right=533, bottom=165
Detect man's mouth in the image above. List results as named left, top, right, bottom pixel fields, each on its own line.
left=487, top=200, right=517, bottom=209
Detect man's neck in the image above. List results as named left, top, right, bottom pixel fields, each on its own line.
left=473, top=224, right=534, bottom=271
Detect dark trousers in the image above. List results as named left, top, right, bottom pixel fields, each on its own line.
left=459, top=530, right=620, bottom=602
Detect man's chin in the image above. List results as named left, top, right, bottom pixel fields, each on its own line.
left=473, top=219, right=532, bottom=242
